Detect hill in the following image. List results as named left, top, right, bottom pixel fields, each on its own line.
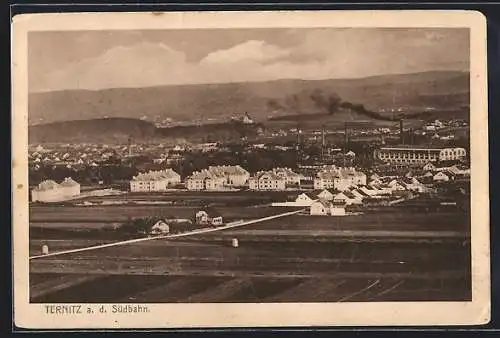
left=29, top=71, right=469, bottom=126
left=28, top=118, right=156, bottom=144
left=28, top=118, right=264, bottom=144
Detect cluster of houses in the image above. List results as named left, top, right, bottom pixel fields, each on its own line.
left=420, top=162, right=471, bottom=182
left=313, top=166, right=367, bottom=191
left=130, top=169, right=181, bottom=192
left=273, top=172, right=433, bottom=216
left=135, top=209, right=225, bottom=236
left=31, top=177, right=81, bottom=202
left=126, top=161, right=469, bottom=193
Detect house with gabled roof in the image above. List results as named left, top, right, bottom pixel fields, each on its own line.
left=334, top=190, right=362, bottom=205
left=195, top=208, right=224, bottom=226
left=249, top=171, right=286, bottom=191
left=433, top=170, right=456, bottom=182
left=130, top=169, right=181, bottom=192
left=31, top=177, right=81, bottom=202
left=316, top=188, right=336, bottom=201
left=294, top=192, right=316, bottom=206
left=310, top=199, right=332, bottom=215
left=422, top=162, right=436, bottom=171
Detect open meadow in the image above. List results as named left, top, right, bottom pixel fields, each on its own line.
left=28, top=195, right=471, bottom=303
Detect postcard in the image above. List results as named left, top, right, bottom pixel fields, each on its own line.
left=12, top=10, right=490, bottom=329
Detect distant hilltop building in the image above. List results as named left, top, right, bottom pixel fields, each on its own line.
left=231, top=112, right=254, bottom=125
left=374, top=146, right=467, bottom=164
left=186, top=165, right=250, bottom=191
left=313, top=166, right=367, bottom=191
left=31, top=177, right=80, bottom=202
left=130, top=169, right=181, bottom=192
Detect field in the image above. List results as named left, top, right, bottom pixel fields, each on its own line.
left=29, top=238, right=471, bottom=303
left=28, top=198, right=471, bottom=303
left=29, top=205, right=293, bottom=223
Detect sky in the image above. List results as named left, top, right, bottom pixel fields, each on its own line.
left=28, top=28, right=469, bottom=93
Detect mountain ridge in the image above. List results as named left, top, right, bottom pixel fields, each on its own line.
left=29, top=70, right=469, bottom=126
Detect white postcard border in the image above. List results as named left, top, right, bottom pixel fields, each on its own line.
left=12, top=10, right=490, bottom=329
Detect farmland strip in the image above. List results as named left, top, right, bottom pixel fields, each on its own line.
left=29, top=208, right=306, bottom=260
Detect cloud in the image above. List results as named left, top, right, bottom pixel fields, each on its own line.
left=200, top=40, right=291, bottom=65
left=30, top=29, right=470, bottom=92
left=32, top=42, right=189, bottom=92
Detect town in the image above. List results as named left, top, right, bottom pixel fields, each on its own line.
left=28, top=115, right=470, bottom=238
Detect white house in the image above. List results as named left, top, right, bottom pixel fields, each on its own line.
left=294, top=192, right=316, bottom=206
left=433, top=171, right=454, bottom=182
left=150, top=220, right=170, bottom=235
left=31, top=180, right=64, bottom=202
left=330, top=202, right=347, bottom=216
left=359, top=185, right=378, bottom=197
left=187, top=166, right=249, bottom=190
left=310, top=200, right=331, bottom=215
left=130, top=169, right=181, bottom=192
left=272, top=168, right=303, bottom=186
left=350, top=188, right=370, bottom=201
left=310, top=199, right=346, bottom=216
left=208, top=165, right=250, bottom=187
left=59, top=177, right=80, bottom=197
left=31, top=177, right=81, bottom=202
left=387, top=179, right=407, bottom=191
left=316, top=189, right=335, bottom=201
left=333, top=191, right=362, bottom=205
left=186, top=170, right=225, bottom=191
left=314, top=167, right=367, bottom=191
left=249, top=171, right=286, bottom=191
left=195, top=209, right=223, bottom=226
left=423, top=162, right=436, bottom=171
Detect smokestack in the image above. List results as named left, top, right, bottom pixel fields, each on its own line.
left=128, top=136, right=133, bottom=157
left=296, top=129, right=301, bottom=166
left=321, top=126, right=326, bottom=161
left=400, top=119, right=404, bottom=145
left=344, top=123, right=349, bottom=146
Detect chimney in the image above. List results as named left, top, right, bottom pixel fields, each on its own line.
left=321, top=126, right=326, bottom=161
left=399, top=119, right=404, bottom=145
left=344, top=123, right=349, bottom=147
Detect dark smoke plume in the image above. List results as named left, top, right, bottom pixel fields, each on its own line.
left=269, top=88, right=430, bottom=122
left=309, top=89, right=341, bottom=115
left=267, top=99, right=284, bottom=112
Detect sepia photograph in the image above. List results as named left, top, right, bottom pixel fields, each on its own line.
left=12, top=11, right=490, bottom=328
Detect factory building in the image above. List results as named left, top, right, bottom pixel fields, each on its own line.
left=374, top=147, right=467, bottom=164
